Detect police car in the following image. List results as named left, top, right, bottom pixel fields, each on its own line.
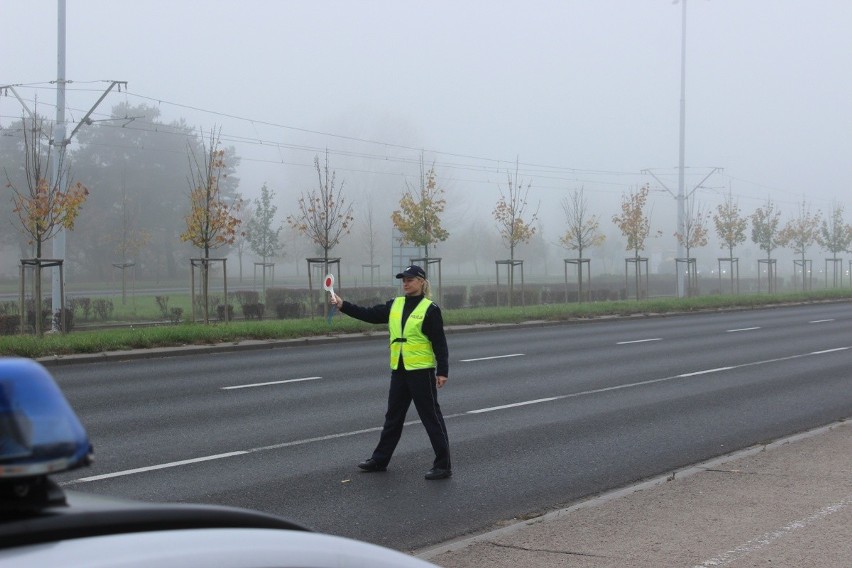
left=0, top=358, right=436, bottom=567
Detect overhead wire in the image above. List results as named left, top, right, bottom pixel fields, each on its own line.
left=1, top=83, right=845, bottom=209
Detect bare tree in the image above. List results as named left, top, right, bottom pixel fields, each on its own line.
left=361, top=199, right=381, bottom=285
left=778, top=200, right=821, bottom=290
left=287, top=151, right=354, bottom=316
left=493, top=160, right=538, bottom=307
left=559, top=187, right=604, bottom=300
left=231, top=192, right=253, bottom=283
left=674, top=198, right=710, bottom=295
left=559, top=187, right=605, bottom=257
left=113, top=182, right=151, bottom=304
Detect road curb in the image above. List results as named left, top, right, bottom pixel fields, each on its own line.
left=414, top=418, right=851, bottom=561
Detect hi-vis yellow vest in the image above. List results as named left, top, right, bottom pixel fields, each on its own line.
left=389, top=297, right=436, bottom=370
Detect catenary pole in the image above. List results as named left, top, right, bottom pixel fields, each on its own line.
left=676, top=0, right=688, bottom=286
left=47, top=0, right=126, bottom=329
left=50, top=0, right=67, bottom=326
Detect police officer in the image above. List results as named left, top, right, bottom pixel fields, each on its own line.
left=330, top=265, right=451, bottom=480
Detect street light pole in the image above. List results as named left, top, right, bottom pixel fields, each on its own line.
left=676, top=0, right=687, bottom=264
left=51, top=0, right=67, bottom=324
left=48, top=0, right=126, bottom=329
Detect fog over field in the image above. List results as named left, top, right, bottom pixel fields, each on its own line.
left=2, top=0, right=851, bottom=289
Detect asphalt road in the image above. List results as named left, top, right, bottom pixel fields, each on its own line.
left=52, top=303, right=852, bottom=552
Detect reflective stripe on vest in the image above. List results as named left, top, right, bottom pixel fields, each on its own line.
left=389, top=297, right=436, bottom=370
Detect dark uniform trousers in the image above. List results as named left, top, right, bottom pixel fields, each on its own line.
left=371, top=367, right=451, bottom=470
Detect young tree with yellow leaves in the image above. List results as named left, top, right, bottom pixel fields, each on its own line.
left=611, top=184, right=659, bottom=300
left=180, top=127, right=242, bottom=323
left=777, top=200, right=821, bottom=291
left=713, top=191, right=748, bottom=293
left=750, top=197, right=782, bottom=263
left=674, top=198, right=710, bottom=295
left=391, top=158, right=449, bottom=259
left=6, top=114, right=89, bottom=334
left=817, top=202, right=852, bottom=288
left=612, top=184, right=657, bottom=260
left=750, top=197, right=783, bottom=293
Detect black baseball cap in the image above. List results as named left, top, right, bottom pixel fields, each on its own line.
left=395, top=265, right=426, bottom=279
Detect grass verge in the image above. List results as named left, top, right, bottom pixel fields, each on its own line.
left=2, top=289, right=851, bottom=359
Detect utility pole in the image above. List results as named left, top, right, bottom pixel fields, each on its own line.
left=51, top=0, right=67, bottom=328
left=643, top=165, right=722, bottom=296
left=49, top=0, right=126, bottom=328
left=677, top=0, right=687, bottom=264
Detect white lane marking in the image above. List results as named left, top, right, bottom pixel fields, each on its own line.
left=616, top=338, right=663, bottom=345
left=460, top=354, right=524, bottom=362
left=809, top=319, right=835, bottom=324
left=222, top=376, right=321, bottom=390
left=64, top=346, right=851, bottom=485
left=678, top=367, right=734, bottom=378
left=74, top=452, right=249, bottom=482
left=467, top=346, right=851, bottom=413
left=692, top=496, right=852, bottom=568
left=810, top=347, right=849, bottom=355
left=467, top=397, right=560, bottom=414
left=726, top=327, right=760, bottom=333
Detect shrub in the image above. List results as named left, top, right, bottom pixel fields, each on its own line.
left=0, top=315, right=18, bottom=335
left=441, top=286, right=466, bottom=309
left=70, top=297, right=92, bottom=320
left=155, top=296, right=170, bottom=318
left=169, top=307, right=183, bottom=324
left=216, top=304, right=234, bottom=321
left=274, top=302, right=303, bottom=319
left=92, top=299, right=114, bottom=321
left=25, top=299, right=51, bottom=331
left=53, top=307, right=75, bottom=332
left=233, top=290, right=260, bottom=308
left=267, top=288, right=313, bottom=318
left=242, top=303, right=265, bottom=320
left=0, top=301, right=18, bottom=316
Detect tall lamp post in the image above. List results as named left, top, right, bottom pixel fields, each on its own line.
left=675, top=0, right=688, bottom=266
left=50, top=0, right=125, bottom=327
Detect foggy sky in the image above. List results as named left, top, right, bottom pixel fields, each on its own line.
left=4, top=0, right=852, bottom=267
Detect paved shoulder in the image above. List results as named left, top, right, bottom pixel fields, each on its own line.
left=421, top=420, right=851, bottom=568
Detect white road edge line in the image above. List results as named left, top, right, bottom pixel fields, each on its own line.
left=692, top=496, right=852, bottom=568
left=726, top=327, right=760, bottom=333
left=460, top=354, right=524, bottom=362
left=415, top=421, right=851, bottom=561
left=222, top=376, right=322, bottom=390
left=616, top=338, right=662, bottom=345
left=809, top=319, right=835, bottom=324
left=64, top=346, right=851, bottom=485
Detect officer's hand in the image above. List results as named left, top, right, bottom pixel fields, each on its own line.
left=436, top=375, right=448, bottom=388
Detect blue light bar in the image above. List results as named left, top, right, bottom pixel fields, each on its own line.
left=0, top=358, right=92, bottom=478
